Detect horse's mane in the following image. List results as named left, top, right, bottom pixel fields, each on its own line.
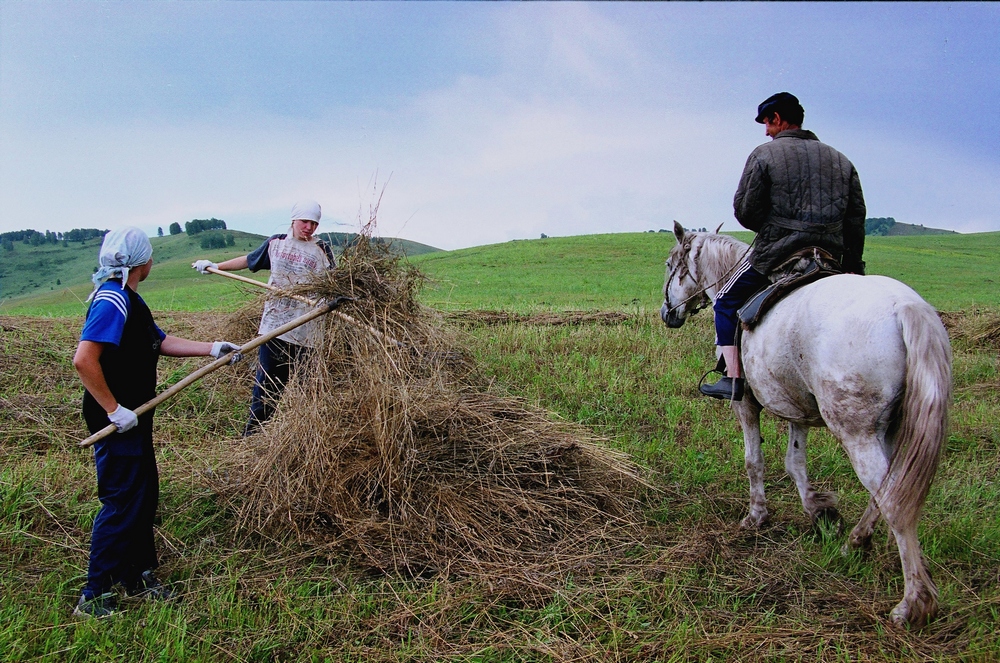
left=691, top=232, right=749, bottom=284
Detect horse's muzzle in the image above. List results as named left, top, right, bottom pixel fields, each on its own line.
left=660, top=303, right=686, bottom=328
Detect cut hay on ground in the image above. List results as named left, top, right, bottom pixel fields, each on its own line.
left=939, top=309, right=1000, bottom=352
left=446, top=310, right=632, bottom=327
left=214, top=232, right=647, bottom=589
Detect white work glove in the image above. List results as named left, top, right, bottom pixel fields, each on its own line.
left=192, top=260, right=218, bottom=274
left=107, top=404, right=138, bottom=433
left=211, top=341, right=243, bottom=364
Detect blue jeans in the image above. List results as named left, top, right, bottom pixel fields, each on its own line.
left=244, top=338, right=308, bottom=436
left=713, top=260, right=771, bottom=347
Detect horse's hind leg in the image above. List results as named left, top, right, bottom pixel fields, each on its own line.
left=784, top=423, right=841, bottom=529
left=733, top=399, right=768, bottom=528
left=838, top=433, right=937, bottom=627
left=844, top=497, right=880, bottom=554
left=886, top=517, right=937, bottom=628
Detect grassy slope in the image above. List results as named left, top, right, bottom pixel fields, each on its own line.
left=0, top=232, right=268, bottom=316
left=412, top=231, right=1000, bottom=313
left=0, top=231, right=441, bottom=316
left=316, top=232, right=441, bottom=258
left=886, top=221, right=957, bottom=236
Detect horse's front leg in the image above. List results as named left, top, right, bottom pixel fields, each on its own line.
left=785, top=423, right=841, bottom=528
left=733, top=399, right=768, bottom=528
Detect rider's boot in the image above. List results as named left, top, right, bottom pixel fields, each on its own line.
left=699, top=376, right=745, bottom=401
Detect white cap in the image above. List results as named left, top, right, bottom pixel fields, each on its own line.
left=291, top=200, right=321, bottom=223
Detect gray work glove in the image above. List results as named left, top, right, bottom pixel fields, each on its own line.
left=107, top=404, right=138, bottom=433
left=192, top=260, right=218, bottom=274
left=211, top=341, right=243, bottom=364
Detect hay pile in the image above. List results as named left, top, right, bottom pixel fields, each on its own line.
left=216, top=234, right=646, bottom=586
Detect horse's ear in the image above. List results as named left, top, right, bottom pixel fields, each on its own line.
left=714, top=223, right=723, bottom=234
left=673, top=220, right=685, bottom=243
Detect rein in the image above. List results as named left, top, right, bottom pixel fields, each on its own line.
left=664, top=236, right=755, bottom=316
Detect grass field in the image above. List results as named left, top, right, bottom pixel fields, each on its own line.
left=412, top=231, right=1000, bottom=313
left=6, top=230, right=998, bottom=318
left=1, top=231, right=999, bottom=661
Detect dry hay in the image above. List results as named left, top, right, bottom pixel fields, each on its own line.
left=215, top=232, right=647, bottom=590
left=939, top=309, right=1000, bottom=351
left=0, top=317, right=83, bottom=450
left=447, top=310, right=632, bottom=327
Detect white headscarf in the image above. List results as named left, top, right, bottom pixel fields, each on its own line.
left=86, top=227, right=153, bottom=301
left=290, top=200, right=321, bottom=223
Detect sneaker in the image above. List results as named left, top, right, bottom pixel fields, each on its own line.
left=73, top=592, right=117, bottom=619
left=126, top=570, right=175, bottom=601
left=699, top=376, right=745, bottom=401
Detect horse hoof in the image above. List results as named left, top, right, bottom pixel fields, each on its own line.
left=811, top=507, right=844, bottom=538
left=740, top=513, right=768, bottom=530
left=846, top=532, right=874, bottom=553
left=890, top=598, right=937, bottom=630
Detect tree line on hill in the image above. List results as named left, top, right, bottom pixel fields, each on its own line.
left=175, top=218, right=227, bottom=236
left=1, top=228, right=109, bottom=252
left=865, top=217, right=896, bottom=236
left=1, top=218, right=230, bottom=252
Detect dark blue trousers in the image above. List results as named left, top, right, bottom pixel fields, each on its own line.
left=713, top=260, right=771, bottom=346
left=245, top=338, right=308, bottom=436
left=84, top=425, right=158, bottom=598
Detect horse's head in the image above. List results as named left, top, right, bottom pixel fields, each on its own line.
left=660, top=221, right=714, bottom=328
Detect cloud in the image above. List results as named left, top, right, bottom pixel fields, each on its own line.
left=1, top=3, right=998, bottom=248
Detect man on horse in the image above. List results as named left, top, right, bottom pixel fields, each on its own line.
left=700, top=92, right=867, bottom=401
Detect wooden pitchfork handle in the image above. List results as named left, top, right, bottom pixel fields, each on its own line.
left=78, top=298, right=351, bottom=448
left=204, top=266, right=403, bottom=348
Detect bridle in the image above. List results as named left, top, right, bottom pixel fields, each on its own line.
left=663, top=247, right=711, bottom=317
left=663, top=235, right=755, bottom=317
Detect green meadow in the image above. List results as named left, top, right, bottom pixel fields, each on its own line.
left=413, top=231, right=1000, bottom=313
left=5, top=230, right=998, bottom=317
left=1, top=230, right=998, bottom=661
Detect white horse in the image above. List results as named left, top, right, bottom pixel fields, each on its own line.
left=659, top=221, right=951, bottom=628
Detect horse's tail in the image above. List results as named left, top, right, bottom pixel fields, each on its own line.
left=880, top=302, right=952, bottom=526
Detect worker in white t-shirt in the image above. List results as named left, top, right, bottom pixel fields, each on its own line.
left=193, top=200, right=336, bottom=435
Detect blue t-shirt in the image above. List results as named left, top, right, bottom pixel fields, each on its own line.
left=81, top=281, right=165, bottom=346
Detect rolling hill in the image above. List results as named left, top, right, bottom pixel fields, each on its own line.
left=0, top=229, right=441, bottom=313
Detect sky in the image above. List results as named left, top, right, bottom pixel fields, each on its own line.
left=1, top=2, right=999, bottom=250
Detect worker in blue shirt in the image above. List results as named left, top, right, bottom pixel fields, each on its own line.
left=72, top=227, right=241, bottom=618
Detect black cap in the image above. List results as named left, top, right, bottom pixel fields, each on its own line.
left=755, top=92, right=802, bottom=124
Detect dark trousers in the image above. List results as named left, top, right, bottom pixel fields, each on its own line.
left=713, top=260, right=771, bottom=346
left=84, top=427, right=158, bottom=598
left=245, top=338, right=308, bottom=436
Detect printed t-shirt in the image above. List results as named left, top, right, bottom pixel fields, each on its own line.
left=247, top=234, right=335, bottom=348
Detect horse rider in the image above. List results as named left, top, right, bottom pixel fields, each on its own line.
left=700, top=92, right=867, bottom=401
left=192, top=200, right=337, bottom=435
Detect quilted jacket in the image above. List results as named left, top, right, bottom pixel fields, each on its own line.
left=734, top=129, right=866, bottom=275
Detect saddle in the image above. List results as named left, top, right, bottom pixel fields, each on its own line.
left=738, top=247, right=843, bottom=328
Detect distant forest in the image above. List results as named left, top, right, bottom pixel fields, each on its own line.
left=865, top=218, right=897, bottom=236
left=1, top=228, right=108, bottom=251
